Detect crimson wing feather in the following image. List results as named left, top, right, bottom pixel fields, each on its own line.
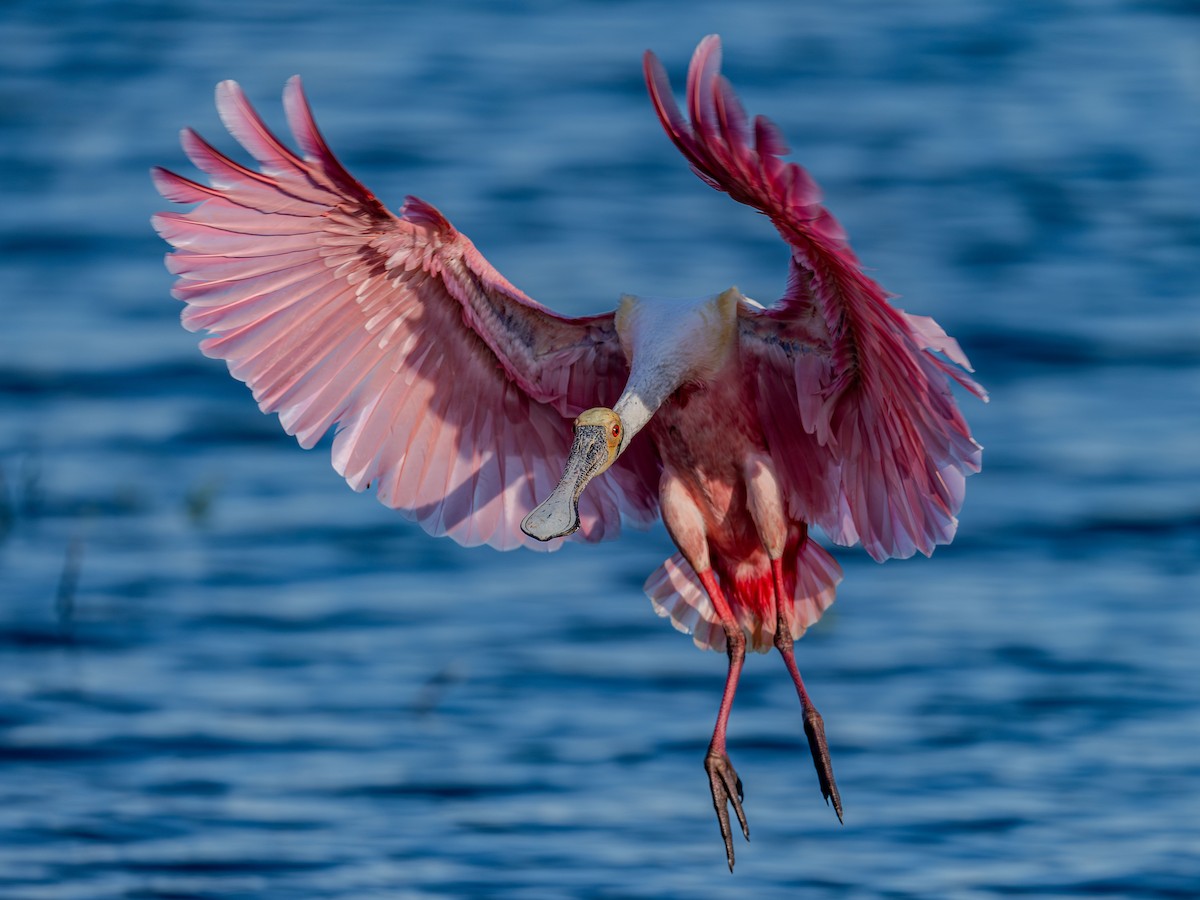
left=646, top=37, right=985, bottom=561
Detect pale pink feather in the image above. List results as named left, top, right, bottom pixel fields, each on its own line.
left=153, top=77, right=659, bottom=551
left=645, top=36, right=986, bottom=562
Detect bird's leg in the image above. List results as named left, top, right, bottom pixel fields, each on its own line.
left=660, top=471, right=751, bottom=869
left=695, top=567, right=749, bottom=872
left=771, top=558, right=843, bottom=822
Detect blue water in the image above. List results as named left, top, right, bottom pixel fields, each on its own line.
left=2, top=1, right=1198, bottom=896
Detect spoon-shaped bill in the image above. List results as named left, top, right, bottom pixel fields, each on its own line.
left=520, top=423, right=614, bottom=541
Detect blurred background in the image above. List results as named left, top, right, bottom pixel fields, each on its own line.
left=1, top=0, right=1197, bottom=897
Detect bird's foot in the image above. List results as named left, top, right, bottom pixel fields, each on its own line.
left=704, top=750, right=749, bottom=871
left=802, top=705, right=843, bottom=823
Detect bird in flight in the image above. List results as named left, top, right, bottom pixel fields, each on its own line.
left=153, top=35, right=985, bottom=870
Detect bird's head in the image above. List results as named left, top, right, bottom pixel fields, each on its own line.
left=520, top=407, right=623, bottom=542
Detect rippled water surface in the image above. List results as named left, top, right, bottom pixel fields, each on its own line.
left=2, top=1, right=1198, bottom=897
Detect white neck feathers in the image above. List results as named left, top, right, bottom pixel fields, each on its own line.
left=611, top=289, right=741, bottom=452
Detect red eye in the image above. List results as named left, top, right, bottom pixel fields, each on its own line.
left=611, top=423, right=620, bottom=438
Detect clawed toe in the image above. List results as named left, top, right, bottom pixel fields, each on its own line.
left=802, top=705, right=843, bottom=823
left=704, top=751, right=749, bottom=871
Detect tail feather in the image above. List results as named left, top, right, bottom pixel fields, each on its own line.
left=644, top=539, right=842, bottom=654
left=645, top=552, right=728, bottom=653
left=785, top=539, right=842, bottom=638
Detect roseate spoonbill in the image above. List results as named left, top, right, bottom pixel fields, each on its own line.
left=152, top=35, right=985, bottom=869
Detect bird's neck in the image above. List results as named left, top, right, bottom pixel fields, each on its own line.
left=611, top=289, right=741, bottom=454
left=613, top=386, right=663, bottom=453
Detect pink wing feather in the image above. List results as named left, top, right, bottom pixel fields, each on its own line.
left=153, top=77, right=659, bottom=551
left=645, top=37, right=986, bottom=562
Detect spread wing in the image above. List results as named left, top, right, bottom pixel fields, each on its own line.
left=153, top=77, right=659, bottom=551
left=645, top=36, right=986, bottom=561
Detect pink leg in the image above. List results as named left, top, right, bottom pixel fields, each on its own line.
left=659, top=471, right=753, bottom=869
left=696, top=567, right=749, bottom=872
left=771, top=558, right=843, bottom=822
